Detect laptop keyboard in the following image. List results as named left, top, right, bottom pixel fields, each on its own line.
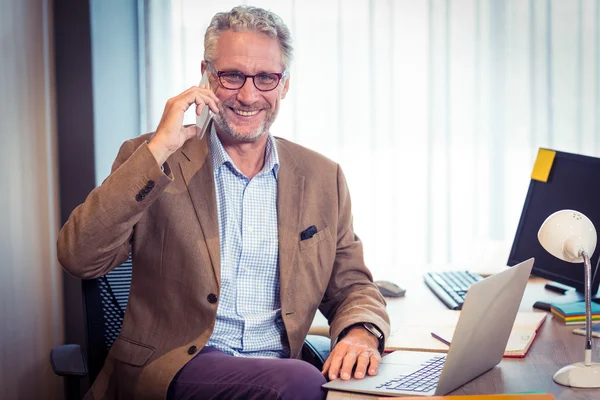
left=424, top=270, right=484, bottom=310
left=375, top=355, right=445, bottom=393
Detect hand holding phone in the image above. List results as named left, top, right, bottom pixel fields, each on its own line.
left=148, top=71, right=219, bottom=166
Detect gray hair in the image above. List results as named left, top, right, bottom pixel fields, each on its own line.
left=204, top=6, right=293, bottom=72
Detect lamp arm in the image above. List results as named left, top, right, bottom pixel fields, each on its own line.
left=582, top=250, right=593, bottom=366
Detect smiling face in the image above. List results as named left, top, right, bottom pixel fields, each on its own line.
left=204, top=30, right=290, bottom=143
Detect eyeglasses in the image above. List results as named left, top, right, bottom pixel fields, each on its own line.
left=206, top=62, right=284, bottom=92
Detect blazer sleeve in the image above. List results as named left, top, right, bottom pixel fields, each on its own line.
left=318, top=165, right=391, bottom=345
left=57, top=139, right=173, bottom=279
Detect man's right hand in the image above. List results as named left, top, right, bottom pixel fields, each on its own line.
left=148, top=85, right=220, bottom=166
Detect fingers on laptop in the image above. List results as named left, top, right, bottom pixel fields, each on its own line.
left=322, top=345, right=381, bottom=381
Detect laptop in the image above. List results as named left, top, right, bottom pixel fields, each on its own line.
left=323, top=257, right=535, bottom=397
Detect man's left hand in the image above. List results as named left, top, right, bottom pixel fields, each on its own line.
left=321, top=326, right=381, bottom=381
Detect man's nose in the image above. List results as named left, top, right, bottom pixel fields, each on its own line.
left=236, top=77, right=260, bottom=104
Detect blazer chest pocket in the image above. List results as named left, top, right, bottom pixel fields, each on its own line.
left=110, top=336, right=155, bottom=367
left=299, top=226, right=332, bottom=251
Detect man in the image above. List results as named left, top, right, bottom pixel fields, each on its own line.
left=58, top=6, right=389, bottom=400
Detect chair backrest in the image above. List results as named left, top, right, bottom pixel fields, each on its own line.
left=82, top=256, right=132, bottom=382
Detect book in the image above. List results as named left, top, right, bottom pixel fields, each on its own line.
left=325, top=391, right=556, bottom=399
left=385, top=311, right=546, bottom=358
left=431, top=328, right=538, bottom=358
left=550, top=301, right=600, bottom=325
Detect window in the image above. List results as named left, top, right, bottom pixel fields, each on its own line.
left=143, top=0, right=600, bottom=278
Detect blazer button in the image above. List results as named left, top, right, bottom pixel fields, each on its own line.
left=207, top=293, right=218, bottom=304
left=187, top=345, right=197, bottom=355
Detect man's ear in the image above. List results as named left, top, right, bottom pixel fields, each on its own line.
left=280, top=75, right=290, bottom=99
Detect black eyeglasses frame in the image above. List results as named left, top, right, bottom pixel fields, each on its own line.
left=205, top=62, right=285, bottom=92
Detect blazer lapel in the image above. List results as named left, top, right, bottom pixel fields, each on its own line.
left=276, top=139, right=305, bottom=314
left=179, top=134, right=221, bottom=286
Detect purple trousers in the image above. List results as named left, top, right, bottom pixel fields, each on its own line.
left=167, top=346, right=327, bottom=400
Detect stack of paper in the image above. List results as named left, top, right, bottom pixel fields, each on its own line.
left=550, top=301, right=600, bottom=325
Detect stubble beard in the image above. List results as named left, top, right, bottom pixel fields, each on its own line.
left=213, top=101, right=279, bottom=143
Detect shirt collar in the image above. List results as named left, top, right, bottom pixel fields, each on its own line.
left=209, top=125, right=280, bottom=179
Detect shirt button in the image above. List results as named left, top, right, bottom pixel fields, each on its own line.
left=187, top=345, right=197, bottom=355
left=247, top=226, right=254, bottom=233
left=207, top=293, right=218, bottom=304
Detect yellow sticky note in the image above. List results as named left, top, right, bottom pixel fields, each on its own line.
left=531, top=148, right=556, bottom=182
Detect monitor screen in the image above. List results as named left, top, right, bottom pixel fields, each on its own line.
left=507, top=149, right=600, bottom=294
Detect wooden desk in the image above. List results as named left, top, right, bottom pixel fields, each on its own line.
left=311, top=270, right=600, bottom=400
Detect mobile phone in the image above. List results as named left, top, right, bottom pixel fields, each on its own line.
left=196, top=70, right=213, bottom=139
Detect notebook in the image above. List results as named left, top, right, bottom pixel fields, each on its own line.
left=385, top=311, right=546, bottom=358
left=323, top=258, right=535, bottom=397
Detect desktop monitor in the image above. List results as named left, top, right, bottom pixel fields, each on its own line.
left=507, top=149, right=600, bottom=295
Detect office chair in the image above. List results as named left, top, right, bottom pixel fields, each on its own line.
left=50, top=256, right=331, bottom=399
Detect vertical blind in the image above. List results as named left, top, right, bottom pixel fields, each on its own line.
left=143, top=0, right=600, bottom=278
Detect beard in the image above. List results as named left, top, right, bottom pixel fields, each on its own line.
left=212, top=100, right=279, bottom=143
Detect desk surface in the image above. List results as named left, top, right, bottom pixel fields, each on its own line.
left=311, top=269, right=600, bottom=400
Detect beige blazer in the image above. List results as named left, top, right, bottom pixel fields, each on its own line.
left=57, top=130, right=390, bottom=400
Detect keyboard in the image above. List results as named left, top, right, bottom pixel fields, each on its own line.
left=424, top=270, right=484, bottom=310
left=375, top=355, right=445, bottom=393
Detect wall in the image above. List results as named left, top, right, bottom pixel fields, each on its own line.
left=0, top=0, right=64, bottom=399
left=53, top=2, right=142, bottom=393
left=90, top=0, right=142, bottom=184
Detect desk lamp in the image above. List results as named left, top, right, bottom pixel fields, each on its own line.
left=538, top=209, right=600, bottom=387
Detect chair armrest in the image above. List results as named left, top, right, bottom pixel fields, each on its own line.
left=49, top=344, right=87, bottom=377
left=302, top=334, right=331, bottom=370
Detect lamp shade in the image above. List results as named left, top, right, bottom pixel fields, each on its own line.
left=538, top=210, right=597, bottom=263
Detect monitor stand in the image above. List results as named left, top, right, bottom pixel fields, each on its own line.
left=532, top=281, right=600, bottom=311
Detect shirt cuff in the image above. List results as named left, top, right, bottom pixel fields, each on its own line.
left=145, top=140, right=166, bottom=173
